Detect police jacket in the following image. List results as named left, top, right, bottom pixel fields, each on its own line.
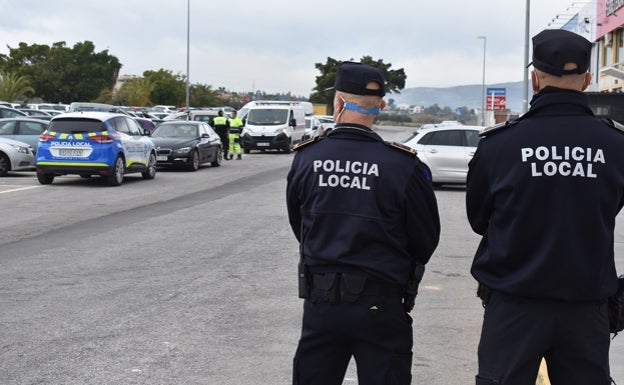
left=467, top=87, right=624, bottom=301
left=212, top=116, right=229, bottom=134
left=286, top=124, right=440, bottom=285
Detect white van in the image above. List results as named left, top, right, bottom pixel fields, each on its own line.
left=239, top=101, right=306, bottom=154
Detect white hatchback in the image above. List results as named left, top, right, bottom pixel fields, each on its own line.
left=403, top=124, right=483, bottom=186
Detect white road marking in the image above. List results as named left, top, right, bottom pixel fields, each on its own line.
left=0, top=185, right=44, bottom=194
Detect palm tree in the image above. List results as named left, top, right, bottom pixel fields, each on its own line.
left=123, top=77, right=156, bottom=106
left=0, top=72, right=34, bottom=102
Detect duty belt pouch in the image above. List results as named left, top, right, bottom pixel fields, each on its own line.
left=476, top=283, right=492, bottom=308
left=608, top=275, right=624, bottom=335
left=340, top=274, right=367, bottom=302
left=313, top=273, right=339, bottom=303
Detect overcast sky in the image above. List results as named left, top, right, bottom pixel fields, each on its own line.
left=0, top=0, right=584, bottom=97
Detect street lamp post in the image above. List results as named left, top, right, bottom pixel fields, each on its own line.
left=477, top=36, right=486, bottom=126
left=523, top=0, right=530, bottom=114
left=185, top=0, right=190, bottom=110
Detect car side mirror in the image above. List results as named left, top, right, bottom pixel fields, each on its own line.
left=290, top=118, right=296, bottom=127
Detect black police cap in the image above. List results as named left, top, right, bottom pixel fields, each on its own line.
left=529, top=29, right=591, bottom=76
left=333, top=61, right=386, bottom=97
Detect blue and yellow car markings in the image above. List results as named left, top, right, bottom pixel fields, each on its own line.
left=46, top=130, right=109, bottom=139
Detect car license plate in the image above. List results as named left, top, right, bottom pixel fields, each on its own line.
left=59, top=148, right=84, bottom=156
left=257, top=142, right=270, bottom=147
left=157, top=155, right=168, bottom=161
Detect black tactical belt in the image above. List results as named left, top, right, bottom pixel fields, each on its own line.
left=312, top=273, right=402, bottom=297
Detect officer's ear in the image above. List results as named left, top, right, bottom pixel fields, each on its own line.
left=333, top=94, right=345, bottom=120
left=531, top=70, right=540, bottom=92
left=581, top=72, right=592, bottom=91
left=380, top=99, right=387, bottom=111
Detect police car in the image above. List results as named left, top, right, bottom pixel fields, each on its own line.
left=35, top=111, right=157, bottom=186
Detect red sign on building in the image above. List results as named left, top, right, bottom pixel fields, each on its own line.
left=486, top=87, right=506, bottom=111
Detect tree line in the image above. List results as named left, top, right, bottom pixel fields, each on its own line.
left=1, top=41, right=473, bottom=124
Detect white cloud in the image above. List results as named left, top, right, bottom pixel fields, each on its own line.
left=0, top=0, right=582, bottom=96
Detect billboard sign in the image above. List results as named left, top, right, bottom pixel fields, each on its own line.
left=486, top=87, right=506, bottom=111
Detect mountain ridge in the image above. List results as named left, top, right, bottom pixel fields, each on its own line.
left=390, top=81, right=526, bottom=114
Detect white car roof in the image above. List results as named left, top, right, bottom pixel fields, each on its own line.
left=51, top=111, right=124, bottom=121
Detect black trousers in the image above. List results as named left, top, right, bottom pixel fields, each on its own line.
left=476, top=291, right=611, bottom=385
left=293, top=288, right=413, bottom=385
left=214, top=129, right=229, bottom=156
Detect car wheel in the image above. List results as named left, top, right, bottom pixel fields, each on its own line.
left=107, top=155, right=125, bottom=186
left=0, top=153, right=9, bottom=177
left=244, top=148, right=250, bottom=154
left=187, top=149, right=200, bottom=171
left=211, top=148, right=222, bottom=167
left=36, top=171, right=54, bottom=184
left=283, top=139, right=292, bottom=154
left=142, top=152, right=157, bottom=179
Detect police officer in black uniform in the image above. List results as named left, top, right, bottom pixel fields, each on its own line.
left=466, top=29, right=624, bottom=385
left=286, top=62, right=441, bottom=385
left=212, top=110, right=230, bottom=160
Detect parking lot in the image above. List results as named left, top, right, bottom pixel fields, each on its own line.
left=0, top=126, right=622, bottom=384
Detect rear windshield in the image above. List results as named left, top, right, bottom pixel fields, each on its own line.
left=49, top=118, right=106, bottom=133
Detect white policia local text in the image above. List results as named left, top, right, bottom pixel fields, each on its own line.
left=313, top=159, right=380, bottom=190
left=521, top=146, right=605, bottom=178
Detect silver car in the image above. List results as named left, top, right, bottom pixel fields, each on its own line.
left=403, top=124, right=483, bottom=186
left=0, top=137, right=35, bottom=177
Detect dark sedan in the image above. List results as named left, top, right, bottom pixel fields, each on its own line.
left=150, top=121, right=222, bottom=171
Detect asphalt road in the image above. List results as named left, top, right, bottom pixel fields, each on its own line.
left=0, top=125, right=622, bottom=385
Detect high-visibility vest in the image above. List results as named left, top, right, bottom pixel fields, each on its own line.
left=213, top=116, right=228, bottom=126
left=229, top=117, right=243, bottom=128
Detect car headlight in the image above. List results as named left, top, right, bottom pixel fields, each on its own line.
left=12, top=144, right=30, bottom=154
left=174, top=147, right=192, bottom=154
left=274, top=127, right=285, bottom=134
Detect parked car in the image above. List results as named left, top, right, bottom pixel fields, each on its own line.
left=0, top=137, right=35, bottom=177
left=110, top=108, right=156, bottom=132
left=18, top=109, right=53, bottom=119
left=36, top=111, right=157, bottom=186
left=153, top=105, right=178, bottom=114
left=0, top=105, right=27, bottom=118
left=150, top=121, right=222, bottom=170
left=316, top=115, right=336, bottom=134
left=304, top=115, right=321, bottom=140
left=162, top=110, right=218, bottom=125
left=403, top=124, right=483, bottom=186
left=0, top=117, right=50, bottom=153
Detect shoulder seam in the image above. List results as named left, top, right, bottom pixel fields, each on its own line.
left=602, top=118, right=624, bottom=133
left=293, top=136, right=322, bottom=151
left=385, top=141, right=416, bottom=156
left=479, top=120, right=519, bottom=137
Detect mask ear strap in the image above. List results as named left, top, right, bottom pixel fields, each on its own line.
left=343, top=101, right=380, bottom=115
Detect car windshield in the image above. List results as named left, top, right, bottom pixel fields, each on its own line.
left=153, top=124, right=198, bottom=138
left=246, top=109, right=288, bottom=125
left=48, top=119, right=105, bottom=133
